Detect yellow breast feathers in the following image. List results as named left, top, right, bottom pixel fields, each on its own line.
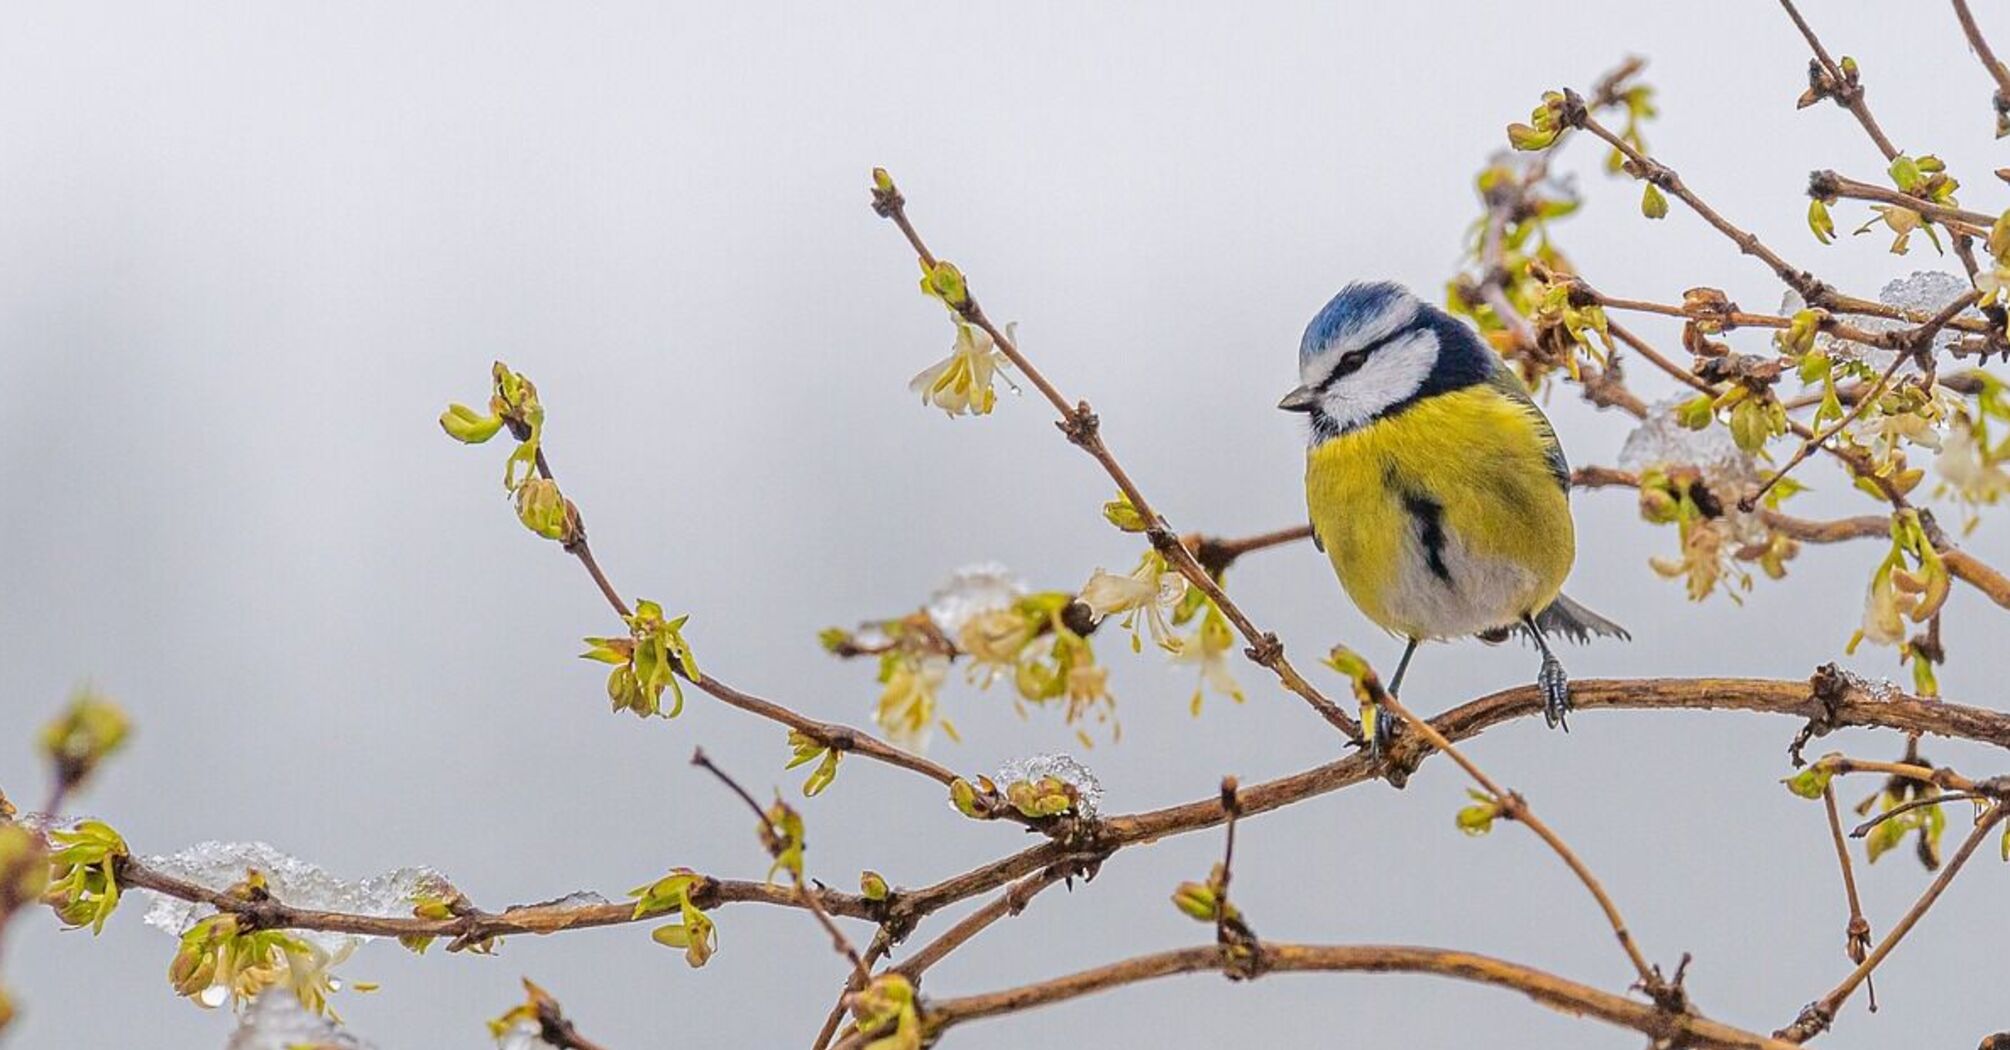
left=1304, top=384, right=1575, bottom=638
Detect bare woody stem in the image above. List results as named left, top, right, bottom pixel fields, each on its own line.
left=1813, top=170, right=1993, bottom=234
left=1776, top=0, right=1901, bottom=160
left=531, top=444, right=964, bottom=789
left=875, top=184, right=1362, bottom=742
left=891, top=865, right=1070, bottom=982
left=689, top=748, right=870, bottom=984
left=1745, top=351, right=1910, bottom=509
left=1371, top=688, right=1661, bottom=994
left=1574, top=104, right=1825, bottom=304
left=1776, top=805, right=2009, bottom=1042
left=1951, top=0, right=2010, bottom=108
left=1818, top=786, right=1874, bottom=1010
left=916, top=943, right=1801, bottom=1050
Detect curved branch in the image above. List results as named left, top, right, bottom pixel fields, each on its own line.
left=915, top=943, right=1798, bottom=1050
left=102, top=674, right=2010, bottom=955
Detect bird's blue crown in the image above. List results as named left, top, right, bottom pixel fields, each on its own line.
left=1299, top=281, right=1416, bottom=365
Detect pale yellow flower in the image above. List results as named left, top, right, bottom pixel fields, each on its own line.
left=1077, top=552, right=1187, bottom=651
left=958, top=609, right=1034, bottom=688
left=909, top=322, right=1018, bottom=417
left=1855, top=566, right=1914, bottom=649
left=875, top=655, right=948, bottom=749
left=1934, top=413, right=2010, bottom=522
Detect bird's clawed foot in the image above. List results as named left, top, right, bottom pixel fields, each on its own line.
left=1369, top=702, right=1400, bottom=758
left=1537, top=653, right=1571, bottom=731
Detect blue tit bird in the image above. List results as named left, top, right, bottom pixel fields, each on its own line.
left=1278, top=281, right=1627, bottom=739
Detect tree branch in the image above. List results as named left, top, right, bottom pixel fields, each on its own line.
left=915, top=943, right=1800, bottom=1050
left=874, top=181, right=1363, bottom=743
left=1949, top=0, right=2010, bottom=129
left=1776, top=804, right=2008, bottom=1041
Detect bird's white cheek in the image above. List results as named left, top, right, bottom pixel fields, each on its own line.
left=1318, top=342, right=1435, bottom=430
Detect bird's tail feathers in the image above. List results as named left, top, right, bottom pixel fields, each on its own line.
left=1479, top=593, right=1630, bottom=645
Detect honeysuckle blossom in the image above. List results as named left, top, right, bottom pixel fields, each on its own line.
left=909, top=322, right=1018, bottom=417
left=1076, top=552, right=1188, bottom=652
left=875, top=654, right=950, bottom=748
left=1935, top=413, right=2010, bottom=523
left=957, top=608, right=1035, bottom=688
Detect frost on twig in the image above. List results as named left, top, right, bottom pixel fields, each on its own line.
left=1621, top=398, right=1761, bottom=495
left=995, top=753, right=1103, bottom=819
left=225, top=988, right=374, bottom=1050
left=140, top=841, right=452, bottom=956
left=926, top=563, right=1029, bottom=636
left=1792, top=271, right=1982, bottom=367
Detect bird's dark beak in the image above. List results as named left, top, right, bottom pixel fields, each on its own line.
left=1276, top=385, right=1319, bottom=412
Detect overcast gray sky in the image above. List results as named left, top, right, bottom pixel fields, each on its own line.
left=5, top=2, right=2009, bottom=1047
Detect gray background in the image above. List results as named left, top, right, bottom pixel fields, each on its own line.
left=5, top=2, right=2009, bottom=1047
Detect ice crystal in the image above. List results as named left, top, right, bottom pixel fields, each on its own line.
left=226, top=989, right=373, bottom=1050
left=995, top=753, right=1102, bottom=817
left=1620, top=399, right=1758, bottom=491
left=1792, top=272, right=1979, bottom=367
left=926, top=563, right=1027, bottom=636
left=1837, top=669, right=1901, bottom=701
left=140, top=841, right=450, bottom=956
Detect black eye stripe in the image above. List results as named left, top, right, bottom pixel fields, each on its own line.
left=1315, top=325, right=1410, bottom=391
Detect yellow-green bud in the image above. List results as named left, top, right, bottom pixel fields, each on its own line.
left=439, top=403, right=505, bottom=444
left=949, top=778, right=984, bottom=819
left=1808, top=198, right=1836, bottom=244
left=39, top=690, right=132, bottom=792
left=514, top=478, right=576, bottom=542
left=1101, top=494, right=1148, bottom=533
left=1455, top=790, right=1501, bottom=836
left=1171, top=881, right=1219, bottom=922
left=1640, top=183, right=1668, bottom=220
left=859, top=871, right=890, bottom=901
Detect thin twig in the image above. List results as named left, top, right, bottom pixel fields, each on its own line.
left=691, top=748, right=871, bottom=984
left=1370, top=687, right=1662, bottom=995
left=874, top=181, right=1363, bottom=742
left=528, top=447, right=965, bottom=789
left=891, top=865, right=1070, bottom=981
left=1776, top=0, right=1901, bottom=160
left=1849, top=791, right=1985, bottom=839
left=1777, top=805, right=2008, bottom=1041
left=809, top=935, right=890, bottom=1050
left=1819, top=786, right=1875, bottom=1011
left=1950, top=0, right=2010, bottom=124
left=1746, top=351, right=1909, bottom=509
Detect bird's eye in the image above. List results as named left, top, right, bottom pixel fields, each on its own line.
left=1332, top=349, right=1370, bottom=378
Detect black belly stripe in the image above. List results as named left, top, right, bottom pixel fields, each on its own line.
left=1400, top=491, right=1454, bottom=586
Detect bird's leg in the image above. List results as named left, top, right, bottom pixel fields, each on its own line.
left=1375, top=637, right=1421, bottom=756
left=1522, top=613, right=1570, bottom=731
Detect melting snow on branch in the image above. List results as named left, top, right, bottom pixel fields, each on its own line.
left=1791, top=271, right=1981, bottom=367
left=925, top=563, right=1027, bottom=636
left=995, top=753, right=1103, bottom=818
left=140, top=841, right=452, bottom=957
left=1620, top=399, right=1759, bottom=492
left=225, top=989, right=374, bottom=1050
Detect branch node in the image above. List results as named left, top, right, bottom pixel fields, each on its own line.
left=1056, top=401, right=1100, bottom=446
left=1242, top=633, right=1283, bottom=668
left=1791, top=664, right=1849, bottom=766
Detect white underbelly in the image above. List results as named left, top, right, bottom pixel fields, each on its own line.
left=1382, top=530, right=1541, bottom=640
